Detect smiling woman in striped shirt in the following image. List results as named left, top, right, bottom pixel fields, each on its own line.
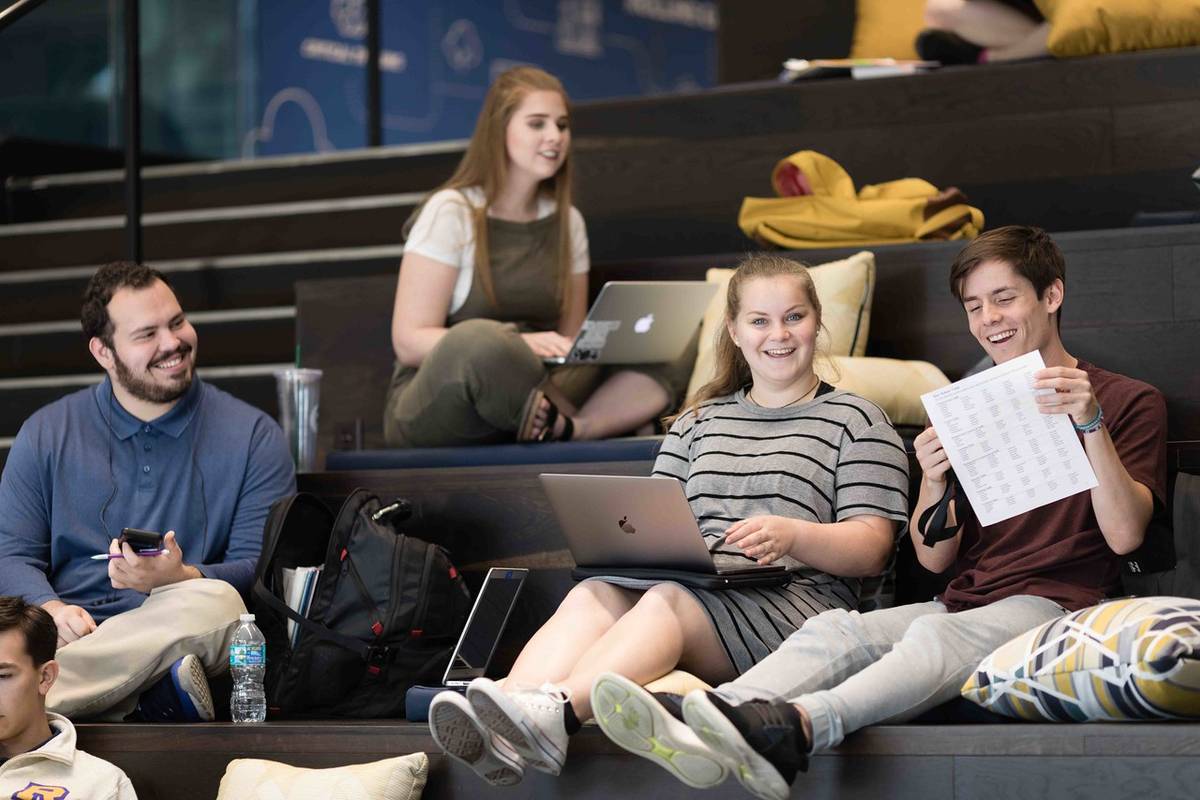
left=428, top=253, right=909, bottom=787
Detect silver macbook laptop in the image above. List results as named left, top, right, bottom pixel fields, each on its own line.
left=539, top=474, right=786, bottom=577
left=442, top=567, right=529, bottom=687
left=544, top=281, right=717, bottom=366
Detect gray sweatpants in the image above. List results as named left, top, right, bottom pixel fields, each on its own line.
left=714, top=594, right=1065, bottom=752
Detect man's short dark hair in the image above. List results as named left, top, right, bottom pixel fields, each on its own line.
left=949, top=225, right=1066, bottom=305
left=81, top=261, right=169, bottom=346
left=0, top=596, right=57, bottom=667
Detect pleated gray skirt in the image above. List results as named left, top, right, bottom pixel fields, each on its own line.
left=585, top=574, right=859, bottom=673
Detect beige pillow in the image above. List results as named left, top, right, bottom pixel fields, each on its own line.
left=849, top=0, right=926, bottom=60
left=817, top=356, right=949, bottom=427
left=644, top=669, right=712, bottom=696
left=686, top=251, right=876, bottom=401
left=217, top=753, right=428, bottom=800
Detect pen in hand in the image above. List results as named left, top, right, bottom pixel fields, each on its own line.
left=90, top=550, right=164, bottom=561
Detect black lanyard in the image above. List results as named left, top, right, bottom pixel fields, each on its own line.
left=917, top=470, right=963, bottom=547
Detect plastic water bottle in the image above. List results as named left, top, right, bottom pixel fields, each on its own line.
left=230, top=613, right=267, bottom=723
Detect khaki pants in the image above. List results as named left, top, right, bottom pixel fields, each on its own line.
left=47, top=579, right=246, bottom=721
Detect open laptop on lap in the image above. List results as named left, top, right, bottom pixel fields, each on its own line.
left=543, top=281, right=717, bottom=365
left=539, top=475, right=790, bottom=589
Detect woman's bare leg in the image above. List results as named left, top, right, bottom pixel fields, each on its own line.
left=555, top=583, right=737, bottom=719
left=924, top=0, right=1045, bottom=51
left=571, top=371, right=670, bottom=440
left=984, top=21, right=1050, bottom=60
left=505, top=581, right=640, bottom=686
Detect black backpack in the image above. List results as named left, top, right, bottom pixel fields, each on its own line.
left=252, top=489, right=472, bottom=718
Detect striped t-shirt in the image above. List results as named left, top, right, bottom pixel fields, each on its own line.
left=654, top=386, right=910, bottom=599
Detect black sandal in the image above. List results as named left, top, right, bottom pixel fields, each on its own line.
left=517, top=388, right=575, bottom=442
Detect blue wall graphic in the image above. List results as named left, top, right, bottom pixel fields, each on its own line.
left=250, top=0, right=716, bottom=156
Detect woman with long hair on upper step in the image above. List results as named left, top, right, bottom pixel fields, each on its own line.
left=385, top=66, right=692, bottom=447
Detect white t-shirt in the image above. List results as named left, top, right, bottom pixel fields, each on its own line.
left=405, top=186, right=590, bottom=315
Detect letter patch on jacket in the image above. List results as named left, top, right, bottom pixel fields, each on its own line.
left=12, top=783, right=70, bottom=800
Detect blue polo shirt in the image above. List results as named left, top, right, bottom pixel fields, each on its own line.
left=0, top=377, right=295, bottom=622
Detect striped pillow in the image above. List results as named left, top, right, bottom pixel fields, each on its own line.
left=962, top=597, right=1200, bottom=721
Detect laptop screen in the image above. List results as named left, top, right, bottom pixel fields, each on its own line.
left=442, top=567, right=528, bottom=685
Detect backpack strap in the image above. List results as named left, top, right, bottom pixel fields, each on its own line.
left=253, top=579, right=373, bottom=661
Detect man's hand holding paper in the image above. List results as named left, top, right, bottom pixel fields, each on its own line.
left=920, top=350, right=1098, bottom=527
left=1032, top=366, right=1100, bottom=425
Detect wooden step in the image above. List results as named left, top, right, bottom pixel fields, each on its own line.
left=0, top=245, right=401, bottom=324
left=0, top=308, right=294, bottom=377
left=0, top=195, right=417, bottom=271
left=0, top=366, right=283, bottom=438
left=5, top=140, right=463, bottom=222
left=72, top=720, right=1200, bottom=800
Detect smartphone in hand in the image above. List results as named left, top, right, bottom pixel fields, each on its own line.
left=119, top=527, right=165, bottom=553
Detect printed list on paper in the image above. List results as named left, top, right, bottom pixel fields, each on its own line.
left=920, top=350, right=1098, bottom=526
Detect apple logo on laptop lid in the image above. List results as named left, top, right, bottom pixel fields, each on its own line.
left=618, top=516, right=637, bottom=534
left=634, top=313, right=654, bottom=334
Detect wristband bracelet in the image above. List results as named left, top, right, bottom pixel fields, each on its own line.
left=1073, top=404, right=1104, bottom=434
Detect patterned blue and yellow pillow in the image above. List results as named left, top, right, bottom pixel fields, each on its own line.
left=962, top=597, right=1200, bottom=721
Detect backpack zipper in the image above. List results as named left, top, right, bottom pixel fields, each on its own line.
left=407, top=544, right=437, bottom=637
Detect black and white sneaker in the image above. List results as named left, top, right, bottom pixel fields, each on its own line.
left=591, top=672, right=729, bottom=788
left=429, top=690, right=525, bottom=786
left=681, top=691, right=809, bottom=800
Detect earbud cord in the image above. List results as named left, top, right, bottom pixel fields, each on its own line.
left=98, top=388, right=117, bottom=538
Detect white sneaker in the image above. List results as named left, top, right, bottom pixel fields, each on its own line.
left=591, top=672, right=729, bottom=789
left=467, top=677, right=570, bottom=775
left=428, top=691, right=525, bottom=786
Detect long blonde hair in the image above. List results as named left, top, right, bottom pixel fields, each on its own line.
left=671, top=254, right=826, bottom=424
left=404, top=67, right=575, bottom=314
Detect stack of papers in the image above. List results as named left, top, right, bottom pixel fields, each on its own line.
left=280, top=566, right=323, bottom=647
left=921, top=350, right=1098, bottom=526
left=780, top=58, right=939, bottom=81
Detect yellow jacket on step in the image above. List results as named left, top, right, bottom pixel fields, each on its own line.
left=738, top=151, right=984, bottom=249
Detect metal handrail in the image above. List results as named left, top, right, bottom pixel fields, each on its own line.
left=0, top=0, right=48, bottom=32
left=122, top=0, right=141, bottom=262
left=366, top=0, right=381, bottom=147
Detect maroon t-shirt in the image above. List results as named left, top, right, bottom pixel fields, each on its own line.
left=941, top=361, right=1168, bottom=613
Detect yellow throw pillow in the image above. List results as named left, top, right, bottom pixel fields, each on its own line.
left=1037, top=0, right=1200, bottom=57
left=962, top=596, right=1200, bottom=721
left=217, top=753, right=428, bottom=800
left=816, top=356, right=949, bottom=427
left=686, top=251, right=876, bottom=401
left=849, top=0, right=926, bottom=60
